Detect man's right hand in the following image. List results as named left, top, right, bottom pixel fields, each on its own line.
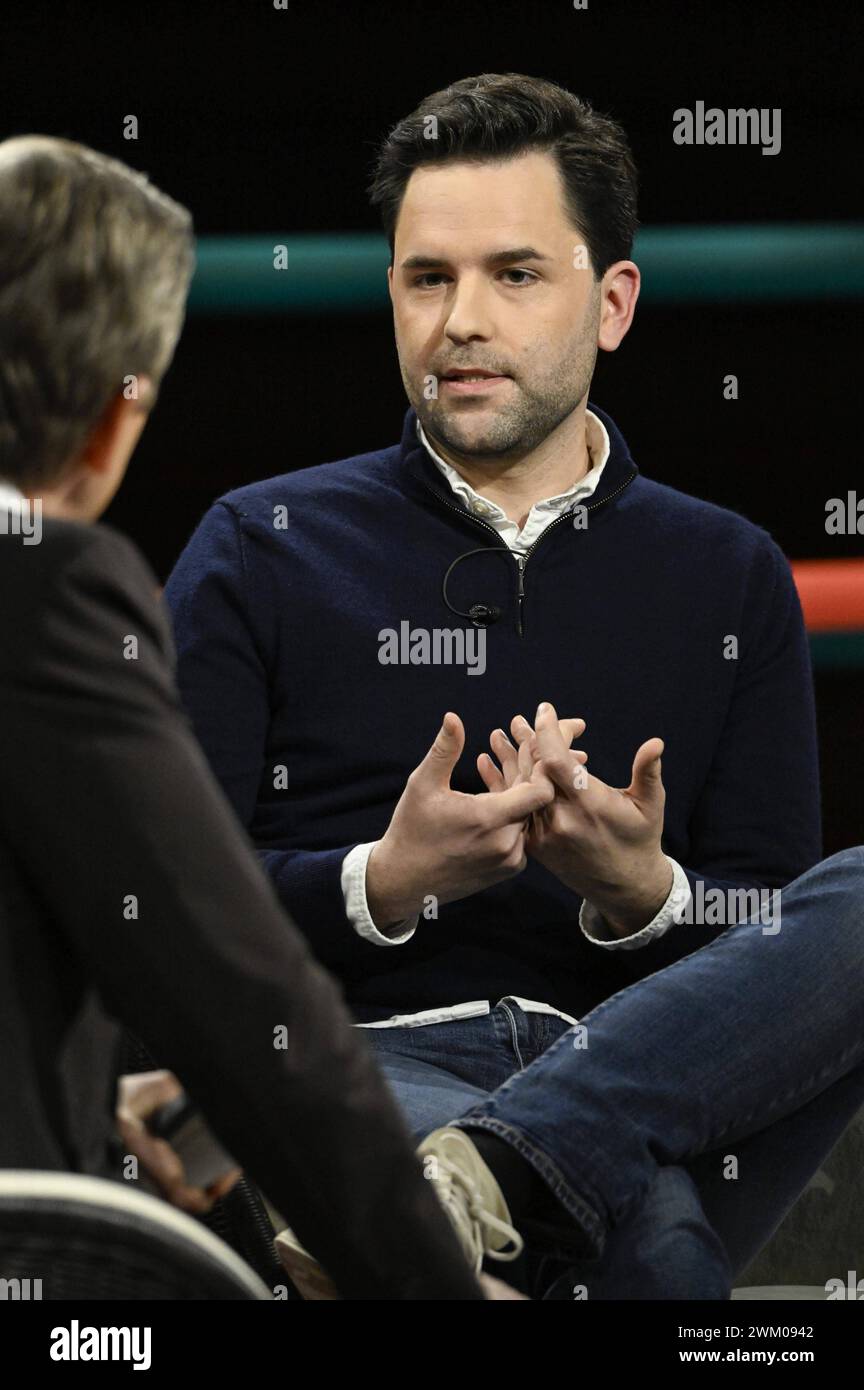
left=116, top=1071, right=241, bottom=1215
left=365, top=712, right=555, bottom=929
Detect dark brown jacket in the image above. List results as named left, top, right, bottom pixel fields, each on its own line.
left=0, top=517, right=481, bottom=1299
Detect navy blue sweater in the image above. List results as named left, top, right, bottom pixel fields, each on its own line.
left=165, top=404, right=821, bottom=1023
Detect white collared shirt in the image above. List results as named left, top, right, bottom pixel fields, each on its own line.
left=342, top=414, right=692, bottom=1028
left=0, top=480, right=25, bottom=510
left=417, top=409, right=610, bottom=552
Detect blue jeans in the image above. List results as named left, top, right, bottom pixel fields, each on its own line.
left=362, top=847, right=864, bottom=1299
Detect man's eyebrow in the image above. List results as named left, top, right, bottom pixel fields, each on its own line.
left=399, top=246, right=551, bottom=271
left=486, top=246, right=551, bottom=266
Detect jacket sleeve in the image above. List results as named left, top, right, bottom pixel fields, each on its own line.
left=608, top=533, right=822, bottom=978
left=164, top=501, right=375, bottom=969
left=0, top=526, right=481, bottom=1300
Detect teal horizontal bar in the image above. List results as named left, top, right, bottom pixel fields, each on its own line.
left=187, top=224, right=864, bottom=313
left=809, top=632, right=864, bottom=671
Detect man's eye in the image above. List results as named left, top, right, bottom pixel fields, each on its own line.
left=411, top=270, right=538, bottom=287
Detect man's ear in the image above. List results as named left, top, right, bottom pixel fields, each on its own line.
left=387, top=263, right=394, bottom=303
left=77, top=376, right=153, bottom=475
left=597, top=262, right=640, bottom=353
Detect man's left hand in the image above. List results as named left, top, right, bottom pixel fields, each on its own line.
left=478, top=701, right=673, bottom=936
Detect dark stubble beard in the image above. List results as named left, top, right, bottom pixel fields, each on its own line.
left=403, top=331, right=600, bottom=464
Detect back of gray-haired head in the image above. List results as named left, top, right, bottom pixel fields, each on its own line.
left=0, top=136, right=194, bottom=489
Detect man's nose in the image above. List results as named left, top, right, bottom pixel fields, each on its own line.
left=443, top=274, right=495, bottom=344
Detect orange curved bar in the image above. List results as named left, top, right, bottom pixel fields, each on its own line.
left=791, top=558, right=864, bottom=632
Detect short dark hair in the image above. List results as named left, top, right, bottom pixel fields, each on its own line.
left=369, top=73, right=639, bottom=279
left=0, top=136, right=194, bottom=489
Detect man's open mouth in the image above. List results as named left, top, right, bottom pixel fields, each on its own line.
left=442, top=368, right=508, bottom=381
left=440, top=369, right=511, bottom=393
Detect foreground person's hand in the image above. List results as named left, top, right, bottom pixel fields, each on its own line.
left=116, top=1070, right=241, bottom=1215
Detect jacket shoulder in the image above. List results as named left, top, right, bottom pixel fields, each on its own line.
left=0, top=517, right=157, bottom=588
left=0, top=520, right=169, bottom=675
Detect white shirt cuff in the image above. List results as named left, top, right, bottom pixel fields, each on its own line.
left=341, top=842, right=418, bottom=946
left=579, top=857, right=692, bottom=950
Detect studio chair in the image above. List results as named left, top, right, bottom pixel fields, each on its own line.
left=201, top=1175, right=291, bottom=1295
left=0, top=1171, right=271, bottom=1299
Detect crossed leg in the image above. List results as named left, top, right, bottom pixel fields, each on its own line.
left=364, top=847, right=864, bottom=1298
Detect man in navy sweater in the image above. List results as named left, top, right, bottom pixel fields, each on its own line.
left=166, top=75, right=864, bottom=1297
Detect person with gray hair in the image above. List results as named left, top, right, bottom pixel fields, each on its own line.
left=0, top=135, right=192, bottom=500
left=0, top=135, right=512, bottom=1300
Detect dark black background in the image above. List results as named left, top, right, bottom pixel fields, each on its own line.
left=2, top=0, right=861, bottom=849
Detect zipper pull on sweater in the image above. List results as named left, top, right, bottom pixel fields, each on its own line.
left=516, top=555, right=526, bottom=636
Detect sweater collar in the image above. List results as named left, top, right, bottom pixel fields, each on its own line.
left=399, top=401, right=639, bottom=523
